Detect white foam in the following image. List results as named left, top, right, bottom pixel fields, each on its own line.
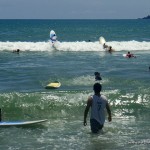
left=0, top=40, right=150, bottom=52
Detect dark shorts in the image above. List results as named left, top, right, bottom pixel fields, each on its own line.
left=90, top=119, right=103, bottom=133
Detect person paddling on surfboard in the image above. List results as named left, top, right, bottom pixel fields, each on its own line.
left=126, top=51, right=136, bottom=58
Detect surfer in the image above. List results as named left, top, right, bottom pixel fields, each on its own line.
left=83, top=83, right=112, bottom=133
left=94, top=72, right=102, bottom=81
left=126, top=51, right=136, bottom=58
left=13, top=49, right=20, bottom=53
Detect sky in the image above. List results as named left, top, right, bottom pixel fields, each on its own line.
left=0, top=0, right=150, bottom=19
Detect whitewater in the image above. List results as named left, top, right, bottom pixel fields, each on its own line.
left=0, top=40, right=150, bottom=52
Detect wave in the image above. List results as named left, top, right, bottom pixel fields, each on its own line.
left=0, top=40, right=150, bottom=52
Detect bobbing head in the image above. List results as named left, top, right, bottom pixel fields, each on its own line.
left=93, top=83, right=102, bottom=93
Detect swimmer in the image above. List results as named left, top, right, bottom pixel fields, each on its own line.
left=94, top=72, right=102, bottom=81
left=13, top=49, right=20, bottom=53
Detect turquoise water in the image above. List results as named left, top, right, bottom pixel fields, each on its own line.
left=0, top=20, right=150, bottom=150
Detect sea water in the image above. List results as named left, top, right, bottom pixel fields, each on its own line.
left=0, top=19, right=150, bottom=150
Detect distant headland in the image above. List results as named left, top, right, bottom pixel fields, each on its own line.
left=139, top=15, right=150, bottom=19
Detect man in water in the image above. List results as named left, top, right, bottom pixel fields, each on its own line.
left=103, top=43, right=108, bottom=49
left=94, top=72, right=102, bottom=81
left=108, top=46, right=115, bottom=53
left=103, top=44, right=115, bottom=53
left=83, top=83, right=112, bottom=133
left=13, top=49, right=20, bottom=53
left=126, top=51, right=136, bottom=58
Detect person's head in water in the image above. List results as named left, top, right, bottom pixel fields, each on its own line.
left=93, top=83, right=102, bottom=93
left=94, top=72, right=100, bottom=76
left=94, top=72, right=102, bottom=81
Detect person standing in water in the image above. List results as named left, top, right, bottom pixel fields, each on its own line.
left=83, top=83, right=112, bottom=133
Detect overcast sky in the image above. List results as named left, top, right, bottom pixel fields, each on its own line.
left=0, top=0, right=149, bottom=19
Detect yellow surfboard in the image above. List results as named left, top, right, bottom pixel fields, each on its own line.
left=45, top=81, right=61, bottom=89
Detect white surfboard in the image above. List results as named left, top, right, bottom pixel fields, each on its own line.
left=123, top=54, right=127, bottom=57
left=99, top=36, right=106, bottom=45
left=0, top=119, right=48, bottom=127
left=45, top=81, right=61, bottom=89
left=50, top=30, right=57, bottom=43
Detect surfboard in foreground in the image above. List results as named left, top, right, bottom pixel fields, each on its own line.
left=0, top=119, right=48, bottom=127
left=45, top=81, right=61, bottom=89
left=99, top=36, right=106, bottom=45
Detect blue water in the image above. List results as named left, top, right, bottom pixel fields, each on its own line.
left=0, top=19, right=150, bottom=150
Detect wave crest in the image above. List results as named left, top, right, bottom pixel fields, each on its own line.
left=0, top=40, right=150, bottom=52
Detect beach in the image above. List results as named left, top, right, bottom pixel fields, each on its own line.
left=0, top=19, right=150, bottom=150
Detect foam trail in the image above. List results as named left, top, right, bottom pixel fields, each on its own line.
left=0, top=40, right=150, bottom=52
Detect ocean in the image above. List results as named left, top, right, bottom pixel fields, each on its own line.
left=0, top=19, right=150, bottom=150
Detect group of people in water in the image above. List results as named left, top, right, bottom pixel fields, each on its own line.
left=103, top=43, right=114, bottom=53
left=103, top=43, right=136, bottom=58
